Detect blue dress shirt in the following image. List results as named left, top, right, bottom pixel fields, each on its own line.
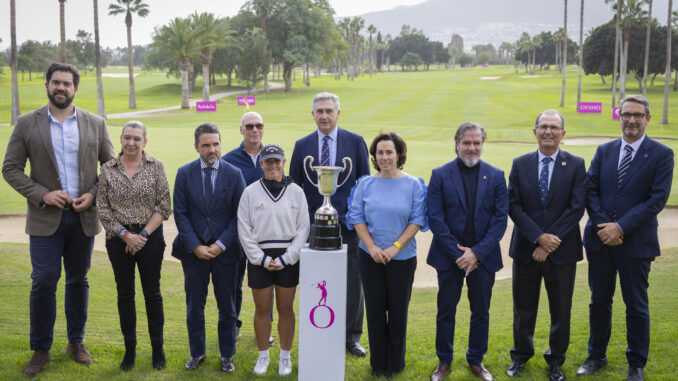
left=47, top=106, right=80, bottom=199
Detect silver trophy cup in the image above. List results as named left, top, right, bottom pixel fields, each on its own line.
left=303, top=156, right=353, bottom=250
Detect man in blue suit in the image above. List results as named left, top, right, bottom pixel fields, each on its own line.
left=289, top=92, right=371, bottom=357
left=172, top=123, right=246, bottom=373
left=506, top=110, right=586, bottom=381
left=428, top=122, right=508, bottom=381
left=577, top=95, right=674, bottom=381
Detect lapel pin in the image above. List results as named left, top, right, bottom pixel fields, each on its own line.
left=483, top=176, right=487, bottom=180
left=562, top=161, right=566, bottom=166
left=644, top=153, right=648, bottom=158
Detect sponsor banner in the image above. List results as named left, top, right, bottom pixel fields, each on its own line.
left=196, top=101, right=216, bottom=112
left=237, top=96, right=256, bottom=106
left=578, top=102, right=602, bottom=113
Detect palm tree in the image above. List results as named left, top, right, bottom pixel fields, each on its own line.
left=642, top=0, right=652, bottom=95
left=11, top=0, right=20, bottom=124
left=662, top=0, right=673, bottom=124
left=150, top=17, right=201, bottom=109
left=250, top=0, right=275, bottom=93
left=367, top=24, right=377, bottom=78
left=608, top=0, right=648, bottom=100
left=553, top=28, right=564, bottom=72
left=531, top=34, right=543, bottom=74
left=560, top=0, right=568, bottom=107
left=93, top=0, right=106, bottom=118
left=191, top=12, right=235, bottom=102
left=577, top=0, right=585, bottom=110
left=611, top=0, right=622, bottom=107
left=109, top=0, right=149, bottom=110
left=59, top=0, right=67, bottom=62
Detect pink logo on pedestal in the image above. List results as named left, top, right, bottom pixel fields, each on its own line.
left=310, top=280, right=335, bottom=329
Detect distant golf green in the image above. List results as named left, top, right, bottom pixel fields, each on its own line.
left=1, top=65, right=677, bottom=213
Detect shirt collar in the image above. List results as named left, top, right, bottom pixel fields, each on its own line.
left=317, top=126, right=339, bottom=141
left=537, top=148, right=559, bottom=162
left=46, top=105, right=77, bottom=123
left=240, top=141, right=263, bottom=157
left=200, top=159, right=220, bottom=170
left=621, top=134, right=645, bottom=152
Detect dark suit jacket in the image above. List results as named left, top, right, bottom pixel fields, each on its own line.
left=171, top=158, right=246, bottom=265
left=584, top=136, right=674, bottom=258
left=426, top=159, right=509, bottom=272
left=289, top=127, right=370, bottom=225
left=2, top=105, right=115, bottom=237
left=508, top=150, right=586, bottom=266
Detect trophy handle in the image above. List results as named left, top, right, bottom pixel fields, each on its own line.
left=303, top=156, right=318, bottom=187
left=336, top=157, right=353, bottom=188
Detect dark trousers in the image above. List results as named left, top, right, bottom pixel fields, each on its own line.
left=181, top=257, right=239, bottom=358
left=359, top=251, right=416, bottom=374
left=343, top=226, right=364, bottom=343
left=510, top=259, right=576, bottom=367
left=106, top=226, right=165, bottom=348
left=587, top=246, right=652, bottom=368
left=435, top=264, right=495, bottom=366
left=29, top=210, right=94, bottom=351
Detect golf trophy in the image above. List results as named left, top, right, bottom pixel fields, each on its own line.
left=303, top=156, right=353, bottom=250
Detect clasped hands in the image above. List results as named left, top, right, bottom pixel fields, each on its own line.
left=532, top=233, right=561, bottom=263
left=456, top=244, right=479, bottom=276
left=596, top=222, right=624, bottom=246
left=193, top=244, right=224, bottom=260
left=43, top=190, right=94, bottom=212
left=123, top=233, right=147, bottom=255
left=367, top=245, right=400, bottom=265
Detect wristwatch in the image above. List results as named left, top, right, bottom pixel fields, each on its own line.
left=140, top=229, right=149, bottom=238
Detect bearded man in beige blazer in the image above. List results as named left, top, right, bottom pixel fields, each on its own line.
left=2, top=63, right=115, bottom=377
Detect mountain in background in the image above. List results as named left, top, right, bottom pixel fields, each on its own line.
left=357, top=0, right=673, bottom=50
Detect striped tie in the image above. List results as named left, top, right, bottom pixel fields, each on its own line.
left=617, top=145, right=634, bottom=188
left=539, top=157, right=552, bottom=205
left=321, top=135, right=330, bottom=166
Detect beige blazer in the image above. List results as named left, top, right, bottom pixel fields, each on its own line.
left=2, top=105, right=115, bottom=237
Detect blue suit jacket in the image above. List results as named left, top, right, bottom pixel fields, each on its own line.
left=584, top=136, right=674, bottom=258
left=508, top=150, right=586, bottom=265
left=289, top=127, right=370, bottom=225
left=171, top=158, right=246, bottom=265
left=426, top=159, right=508, bottom=272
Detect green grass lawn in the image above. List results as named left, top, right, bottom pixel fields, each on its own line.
left=1, top=66, right=678, bottom=213
left=1, top=242, right=677, bottom=380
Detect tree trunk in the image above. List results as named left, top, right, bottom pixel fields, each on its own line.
left=10, top=0, right=20, bottom=124
left=560, top=0, right=567, bottom=107
left=93, top=0, right=105, bottom=118
left=642, top=0, right=653, bottom=95
left=661, top=0, right=673, bottom=124
left=125, top=14, right=137, bottom=109
left=674, top=68, right=678, bottom=91
left=59, top=0, right=67, bottom=63
left=227, top=69, right=233, bottom=87
left=600, top=74, right=607, bottom=84
left=202, top=63, right=210, bottom=102
left=651, top=72, right=657, bottom=86
left=283, top=63, right=293, bottom=92
left=619, top=28, right=629, bottom=100
left=612, top=0, right=621, bottom=107
left=181, top=69, right=190, bottom=109
left=577, top=0, right=584, bottom=111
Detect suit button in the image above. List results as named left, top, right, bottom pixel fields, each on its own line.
left=206, top=217, right=210, bottom=222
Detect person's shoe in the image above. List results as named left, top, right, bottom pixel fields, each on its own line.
left=269, top=335, right=275, bottom=347
left=346, top=341, right=367, bottom=357
left=253, top=356, right=270, bottom=375
left=119, top=346, right=136, bottom=371
left=278, top=357, right=292, bottom=376
left=185, top=354, right=206, bottom=370
left=506, top=361, right=525, bottom=377
left=627, top=367, right=644, bottom=381
left=548, top=364, right=565, bottom=381
left=221, top=357, right=235, bottom=373
left=67, top=343, right=92, bottom=365
left=576, top=358, right=607, bottom=376
left=152, top=347, right=166, bottom=370
left=430, top=363, right=451, bottom=381
left=22, top=351, right=50, bottom=377
left=470, top=363, right=494, bottom=381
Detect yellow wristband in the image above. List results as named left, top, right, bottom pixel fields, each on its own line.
left=393, top=241, right=403, bottom=250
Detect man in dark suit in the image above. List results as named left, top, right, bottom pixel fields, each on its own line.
left=3, top=63, right=115, bottom=377
left=172, top=123, right=246, bottom=373
left=289, top=92, right=371, bottom=357
left=428, top=122, right=508, bottom=381
left=577, top=95, right=674, bottom=381
left=506, top=110, right=586, bottom=381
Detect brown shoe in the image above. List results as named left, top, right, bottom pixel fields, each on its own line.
left=67, top=343, right=92, bottom=365
left=431, top=363, right=451, bottom=381
left=470, top=363, right=494, bottom=381
left=22, top=351, right=50, bottom=377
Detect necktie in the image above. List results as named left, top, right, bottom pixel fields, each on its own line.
left=617, top=145, right=634, bottom=187
left=321, top=135, right=330, bottom=166
left=203, top=167, right=214, bottom=207
left=539, top=157, right=552, bottom=205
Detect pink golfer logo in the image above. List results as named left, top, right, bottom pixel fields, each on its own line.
left=309, top=280, right=335, bottom=329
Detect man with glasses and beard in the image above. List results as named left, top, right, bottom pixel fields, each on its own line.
left=3, top=63, right=115, bottom=377
left=427, top=122, right=508, bottom=381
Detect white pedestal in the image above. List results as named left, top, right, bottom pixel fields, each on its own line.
left=298, top=245, right=347, bottom=381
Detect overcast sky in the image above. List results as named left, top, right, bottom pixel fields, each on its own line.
left=0, top=0, right=425, bottom=50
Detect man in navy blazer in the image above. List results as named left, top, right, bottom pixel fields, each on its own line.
left=172, top=123, right=246, bottom=373
left=428, top=122, right=508, bottom=381
left=577, top=95, right=674, bottom=381
left=506, top=110, right=586, bottom=381
left=289, top=92, right=371, bottom=357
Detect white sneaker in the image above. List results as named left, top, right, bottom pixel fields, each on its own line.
left=278, top=358, right=292, bottom=376
left=253, top=356, right=269, bottom=375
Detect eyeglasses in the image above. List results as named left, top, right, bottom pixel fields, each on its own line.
left=536, top=125, right=563, bottom=131
left=620, top=113, right=646, bottom=121
left=243, top=123, right=264, bottom=130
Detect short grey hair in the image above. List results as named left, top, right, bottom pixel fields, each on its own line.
left=454, top=122, right=486, bottom=151
left=534, top=109, right=565, bottom=130
left=241, top=111, right=263, bottom=125
left=619, top=94, right=650, bottom=115
left=122, top=120, right=147, bottom=139
left=194, top=123, right=220, bottom=144
left=312, top=92, right=340, bottom=111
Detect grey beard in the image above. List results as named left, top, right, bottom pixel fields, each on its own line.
left=459, top=155, right=480, bottom=167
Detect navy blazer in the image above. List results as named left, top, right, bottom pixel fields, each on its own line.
left=289, top=127, right=370, bottom=225
left=508, top=150, right=586, bottom=265
left=426, top=159, right=509, bottom=272
left=172, top=158, right=246, bottom=265
left=584, top=136, right=674, bottom=258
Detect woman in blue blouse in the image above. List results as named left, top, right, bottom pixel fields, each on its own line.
left=347, top=131, right=427, bottom=378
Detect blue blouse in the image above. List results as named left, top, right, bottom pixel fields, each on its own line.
left=347, top=175, right=428, bottom=261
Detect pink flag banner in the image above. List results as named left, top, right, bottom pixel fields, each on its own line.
left=196, top=101, right=216, bottom=112
left=613, top=107, right=620, bottom=120
left=237, top=96, right=256, bottom=106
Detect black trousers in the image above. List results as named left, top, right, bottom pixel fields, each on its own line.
left=359, top=250, right=416, bottom=374
left=344, top=226, right=365, bottom=344
left=106, top=225, right=165, bottom=347
left=510, top=258, right=576, bottom=367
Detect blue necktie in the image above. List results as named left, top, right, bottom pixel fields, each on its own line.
left=539, top=157, right=552, bottom=205
left=203, top=167, right=214, bottom=207
left=617, top=145, right=634, bottom=188
left=321, top=135, right=330, bottom=166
